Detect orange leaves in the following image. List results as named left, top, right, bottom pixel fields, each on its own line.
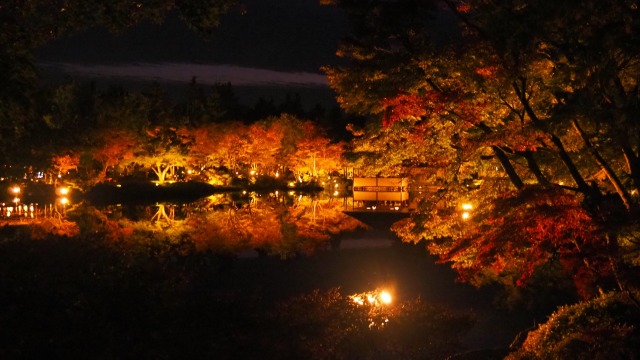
left=381, top=93, right=430, bottom=127
left=474, top=65, right=497, bottom=78
left=455, top=4, right=471, bottom=13
left=434, top=187, right=608, bottom=293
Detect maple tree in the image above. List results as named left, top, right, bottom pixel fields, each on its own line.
left=327, top=0, right=640, bottom=297
left=89, top=128, right=137, bottom=183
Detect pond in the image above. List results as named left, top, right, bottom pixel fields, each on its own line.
left=0, top=182, right=541, bottom=358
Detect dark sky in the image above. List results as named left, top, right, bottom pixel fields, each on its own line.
left=36, top=0, right=348, bottom=74
left=35, top=0, right=349, bottom=106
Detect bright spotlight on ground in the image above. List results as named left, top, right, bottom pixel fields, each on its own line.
left=380, top=290, right=392, bottom=304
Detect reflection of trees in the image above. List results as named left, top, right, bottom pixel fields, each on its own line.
left=150, top=204, right=174, bottom=224
left=73, top=193, right=365, bottom=257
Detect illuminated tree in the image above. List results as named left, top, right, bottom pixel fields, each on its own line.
left=90, top=128, right=137, bottom=182
left=327, top=0, right=640, bottom=297
left=126, top=126, right=193, bottom=184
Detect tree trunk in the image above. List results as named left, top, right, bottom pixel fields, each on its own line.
left=475, top=122, right=525, bottom=190
left=571, top=118, right=635, bottom=211
left=622, top=144, right=640, bottom=193
left=521, top=150, right=551, bottom=186
left=491, top=146, right=524, bottom=190
left=513, top=79, right=591, bottom=193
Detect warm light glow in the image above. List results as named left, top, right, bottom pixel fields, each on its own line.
left=350, top=289, right=393, bottom=307
left=13, top=197, right=20, bottom=204
left=462, top=212, right=470, bottom=220
left=250, top=170, right=256, bottom=176
left=461, top=203, right=473, bottom=210
left=57, top=186, right=69, bottom=195
left=333, top=190, right=339, bottom=196
left=275, top=172, right=279, bottom=178
left=379, top=291, right=392, bottom=304
left=288, top=182, right=295, bottom=187
left=59, top=197, right=69, bottom=205
left=11, top=186, right=20, bottom=194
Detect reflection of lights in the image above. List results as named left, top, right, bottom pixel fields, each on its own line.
left=59, top=197, right=69, bottom=205
left=333, top=190, right=339, bottom=196
left=13, top=197, right=20, bottom=204
left=462, top=212, right=470, bottom=220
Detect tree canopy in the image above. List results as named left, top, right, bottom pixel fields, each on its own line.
left=326, top=0, right=640, bottom=298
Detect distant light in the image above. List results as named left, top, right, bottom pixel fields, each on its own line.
left=13, top=197, right=20, bottom=204
left=462, top=212, right=470, bottom=220
left=57, top=186, right=69, bottom=195
left=11, top=186, right=20, bottom=194
left=59, top=197, right=69, bottom=205
left=333, top=190, right=339, bottom=196
left=461, top=203, right=473, bottom=210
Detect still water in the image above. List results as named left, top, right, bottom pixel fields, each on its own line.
left=2, top=190, right=535, bottom=350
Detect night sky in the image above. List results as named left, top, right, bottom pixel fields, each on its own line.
left=35, top=0, right=348, bottom=105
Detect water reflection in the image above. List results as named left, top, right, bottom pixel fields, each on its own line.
left=56, top=190, right=365, bottom=258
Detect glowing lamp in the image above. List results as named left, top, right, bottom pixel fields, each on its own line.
left=380, top=290, right=392, bottom=304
